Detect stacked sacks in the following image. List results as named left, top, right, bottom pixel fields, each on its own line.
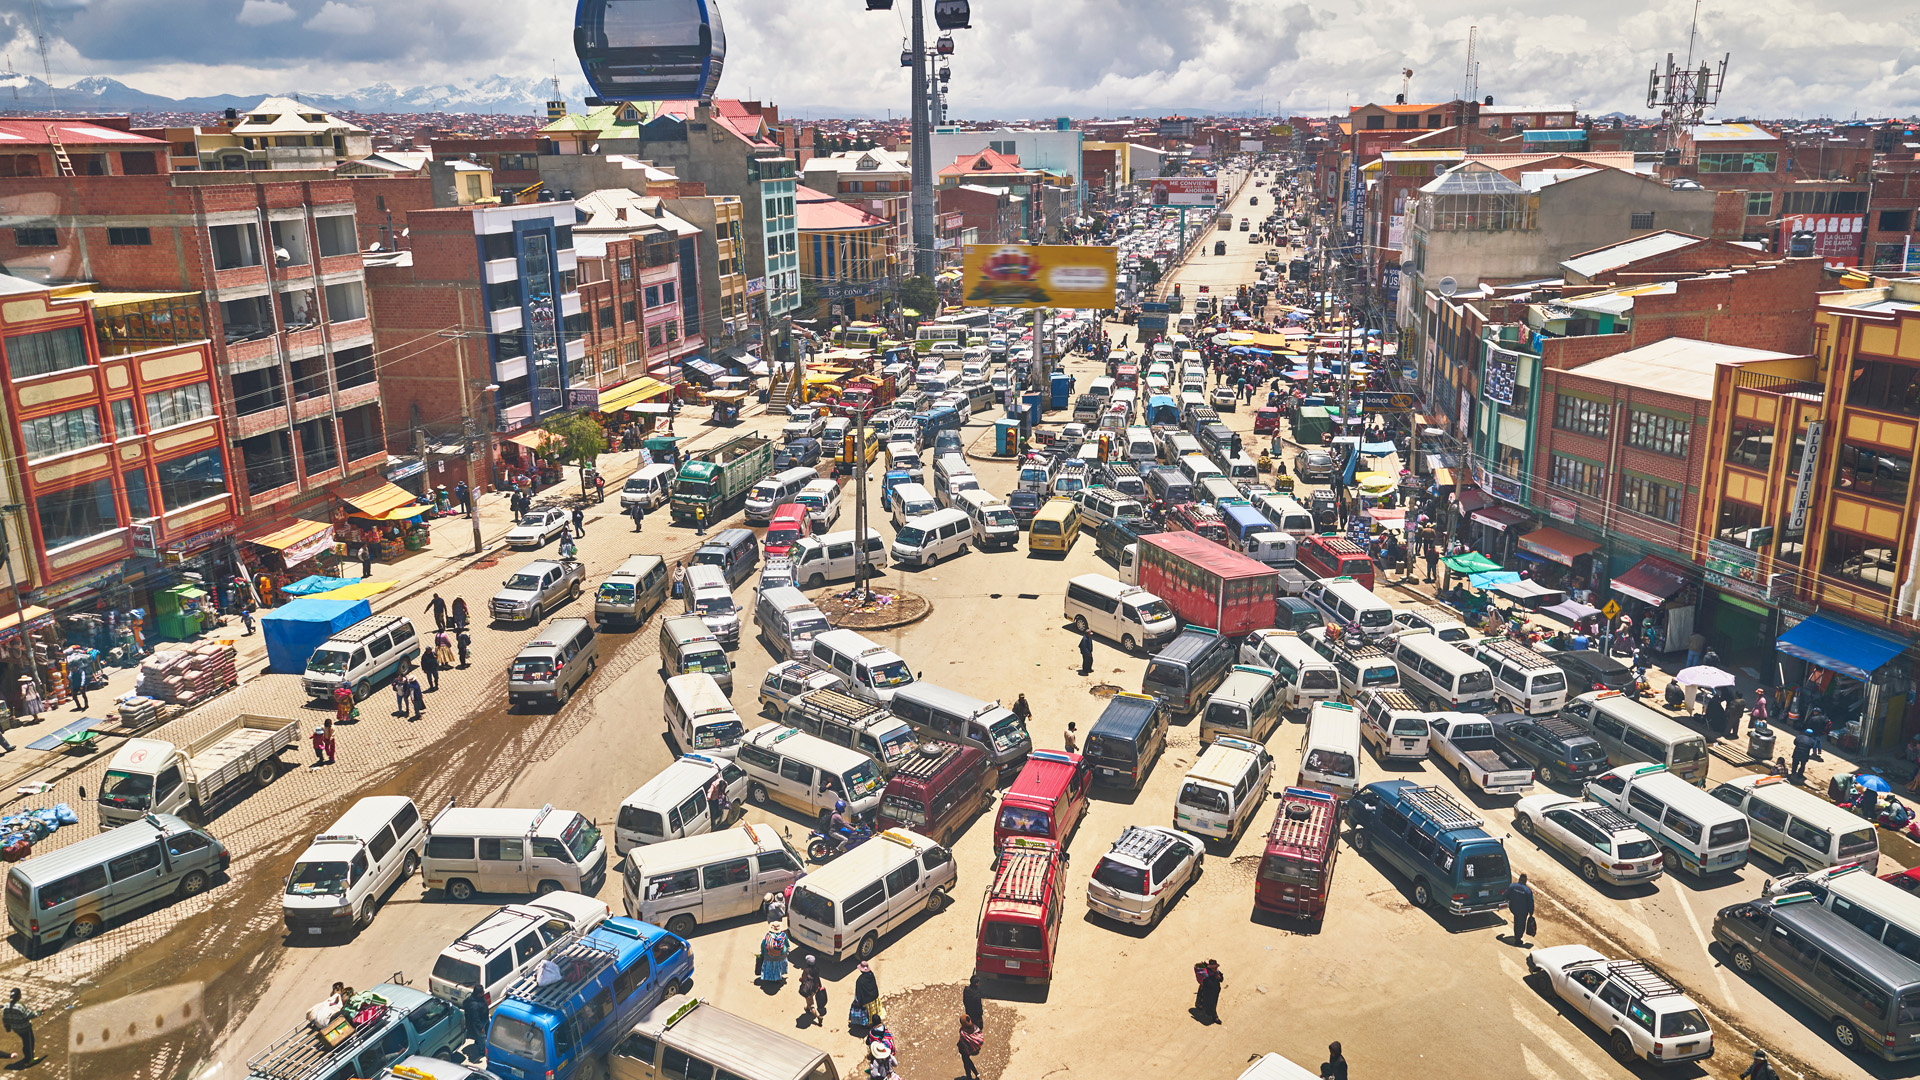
left=133, top=642, right=239, bottom=705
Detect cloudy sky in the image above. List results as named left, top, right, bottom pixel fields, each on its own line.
left=4, top=0, right=1919, bottom=117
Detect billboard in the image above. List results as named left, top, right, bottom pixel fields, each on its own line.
left=961, top=244, right=1118, bottom=310
left=1783, top=214, right=1863, bottom=267
left=1142, top=176, right=1219, bottom=206
left=1269, top=125, right=1294, bottom=139
left=1239, top=139, right=1264, bottom=152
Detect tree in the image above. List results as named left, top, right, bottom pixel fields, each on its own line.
left=540, top=411, right=608, bottom=489
left=1137, top=257, right=1162, bottom=289
left=898, top=274, right=937, bottom=318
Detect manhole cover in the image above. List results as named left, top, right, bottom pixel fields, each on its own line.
left=1089, top=683, right=1123, bottom=698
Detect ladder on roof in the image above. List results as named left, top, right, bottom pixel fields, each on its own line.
left=44, top=125, right=73, bottom=177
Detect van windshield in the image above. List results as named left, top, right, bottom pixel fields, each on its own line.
left=598, top=583, right=635, bottom=603
left=985, top=509, right=1018, bottom=528
left=843, top=763, right=882, bottom=798
left=286, top=860, right=349, bottom=896
left=788, top=887, right=834, bottom=925
left=1204, top=702, right=1248, bottom=730
left=563, top=818, right=601, bottom=862
left=894, top=526, right=927, bottom=546
left=766, top=527, right=801, bottom=547
left=692, top=719, right=745, bottom=749
left=511, top=657, right=555, bottom=680
left=1092, top=858, right=1147, bottom=895
left=998, top=806, right=1052, bottom=836
left=791, top=615, right=830, bottom=639
left=307, top=648, right=352, bottom=674
left=1362, top=665, right=1397, bottom=687
left=881, top=794, right=927, bottom=825
left=1303, top=750, right=1355, bottom=779
left=695, top=596, right=737, bottom=616
left=1179, top=783, right=1230, bottom=813
left=987, top=715, right=1028, bottom=754
left=489, top=1015, right=547, bottom=1061
left=866, top=660, right=914, bottom=689
left=99, top=770, right=155, bottom=810
left=1133, top=599, right=1173, bottom=623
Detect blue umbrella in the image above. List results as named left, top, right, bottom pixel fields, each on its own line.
left=1855, top=774, right=1894, bottom=793
left=1228, top=345, right=1251, bottom=354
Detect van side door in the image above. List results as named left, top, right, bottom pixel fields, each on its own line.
left=883, top=856, right=925, bottom=929
left=701, top=856, right=756, bottom=919
left=105, top=841, right=170, bottom=913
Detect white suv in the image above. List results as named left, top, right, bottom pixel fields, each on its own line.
left=1513, top=795, right=1664, bottom=887
left=1527, top=946, right=1713, bottom=1064
left=428, top=892, right=610, bottom=1008
left=1086, top=825, right=1204, bottom=927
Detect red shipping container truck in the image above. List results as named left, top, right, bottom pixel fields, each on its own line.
left=1136, top=532, right=1278, bottom=638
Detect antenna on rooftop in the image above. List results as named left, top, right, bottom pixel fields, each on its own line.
left=1646, top=0, right=1729, bottom=160
left=29, top=0, right=54, bottom=110
left=1401, top=68, right=1414, bottom=104
left=1461, top=27, right=1478, bottom=104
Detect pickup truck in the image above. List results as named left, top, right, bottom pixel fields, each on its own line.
left=98, top=714, right=299, bottom=827
left=1427, top=713, right=1535, bottom=796
left=490, top=558, right=585, bottom=625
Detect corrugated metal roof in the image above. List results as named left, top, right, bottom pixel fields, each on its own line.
left=1566, top=336, right=1798, bottom=400
left=1693, top=122, right=1778, bottom=143
left=1561, top=231, right=1704, bottom=277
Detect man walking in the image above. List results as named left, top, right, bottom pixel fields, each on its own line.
left=456, top=628, right=472, bottom=669
left=1790, top=727, right=1821, bottom=782
left=68, top=658, right=89, bottom=711
left=629, top=499, right=647, bottom=532
left=408, top=675, right=426, bottom=721
left=455, top=481, right=470, bottom=518
left=1078, top=628, right=1095, bottom=676
left=462, top=985, right=489, bottom=1049
left=3, top=987, right=36, bottom=1065
left=1504, top=872, right=1535, bottom=946
left=425, top=593, right=448, bottom=631
left=420, top=646, right=441, bottom=692
left=571, top=506, right=586, bottom=538
left=359, top=543, right=374, bottom=580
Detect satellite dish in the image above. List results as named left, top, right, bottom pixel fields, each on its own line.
left=1472, top=282, right=1486, bottom=296
left=1437, top=276, right=1458, bottom=297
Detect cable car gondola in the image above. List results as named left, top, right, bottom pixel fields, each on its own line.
left=865, top=0, right=893, bottom=8
left=575, top=0, right=727, bottom=103
left=935, top=32, right=955, bottom=56
left=933, top=0, right=970, bottom=30
left=901, top=39, right=914, bottom=67
left=938, top=65, right=951, bottom=83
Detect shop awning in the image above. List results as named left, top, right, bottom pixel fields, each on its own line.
left=0, top=606, right=55, bottom=645
left=1517, top=526, right=1601, bottom=567
left=1431, top=467, right=1458, bottom=488
left=245, top=519, right=336, bottom=566
left=340, top=483, right=428, bottom=520
left=626, top=402, right=672, bottom=414
left=597, top=376, right=672, bottom=412
left=1776, top=615, right=1909, bottom=682
left=1443, top=552, right=1503, bottom=575
left=312, top=580, right=398, bottom=601
left=1494, top=579, right=1567, bottom=605
left=1455, top=488, right=1491, bottom=513
left=1471, top=506, right=1530, bottom=532
left=507, top=429, right=556, bottom=450
left=706, top=389, right=753, bottom=402
left=686, top=359, right=724, bottom=379
left=1609, top=554, right=1693, bottom=607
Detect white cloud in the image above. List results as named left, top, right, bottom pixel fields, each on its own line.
left=236, top=0, right=296, bottom=26
left=304, top=2, right=376, bottom=35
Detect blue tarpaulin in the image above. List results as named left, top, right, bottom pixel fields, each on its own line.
left=1776, top=615, right=1908, bottom=682
left=281, top=575, right=358, bottom=597
left=260, top=598, right=373, bottom=674
left=1361, top=441, right=1397, bottom=455
left=1469, top=570, right=1523, bottom=589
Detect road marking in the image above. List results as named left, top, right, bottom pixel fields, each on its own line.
left=1506, top=991, right=1612, bottom=1078
left=1673, top=886, right=1736, bottom=1002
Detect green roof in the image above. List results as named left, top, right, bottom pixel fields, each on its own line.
left=541, top=103, right=658, bottom=137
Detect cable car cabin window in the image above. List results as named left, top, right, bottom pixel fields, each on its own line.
left=575, top=0, right=729, bottom=102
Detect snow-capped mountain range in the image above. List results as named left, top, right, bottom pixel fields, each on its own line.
left=0, top=73, right=572, bottom=116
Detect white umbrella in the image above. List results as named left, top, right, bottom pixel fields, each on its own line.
left=1676, top=665, right=1736, bottom=689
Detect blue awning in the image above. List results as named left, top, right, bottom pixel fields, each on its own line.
left=1776, top=615, right=1909, bottom=682
left=1522, top=129, right=1587, bottom=143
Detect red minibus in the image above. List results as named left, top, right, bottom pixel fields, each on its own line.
left=1253, top=787, right=1340, bottom=920
left=975, top=837, right=1065, bottom=982
left=763, top=503, right=812, bottom=558
left=993, top=750, right=1088, bottom=856
left=1297, top=535, right=1376, bottom=590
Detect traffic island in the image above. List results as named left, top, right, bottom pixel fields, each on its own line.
left=814, top=586, right=931, bottom=630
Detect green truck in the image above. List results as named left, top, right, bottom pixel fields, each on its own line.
left=671, top=433, right=774, bottom=524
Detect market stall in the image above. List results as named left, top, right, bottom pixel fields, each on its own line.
left=242, top=519, right=338, bottom=608
left=335, top=483, right=435, bottom=565
left=501, top=430, right=563, bottom=490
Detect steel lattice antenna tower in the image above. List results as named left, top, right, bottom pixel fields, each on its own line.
left=1647, top=1, right=1730, bottom=158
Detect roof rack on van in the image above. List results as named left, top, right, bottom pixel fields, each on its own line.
left=505, top=928, right=620, bottom=1009
left=247, top=972, right=407, bottom=1080
left=991, top=839, right=1057, bottom=904
left=895, top=741, right=962, bottom=780
left=1477, top=638, right=1555, bottom=666
left=327, top=615, right=407, bottom=644
left=1396, top=786, right=1483, bottom=832
left=1598, top=959, right=1687, bottom=1002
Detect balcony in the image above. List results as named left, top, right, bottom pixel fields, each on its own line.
left=92, top=292, right=208, bottom=358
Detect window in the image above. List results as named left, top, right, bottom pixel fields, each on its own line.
left=20, top=406, right=103, bottom=459
left=157, top=450, right=225, bottom=510
left=366, top=825, right=397, bottom=861
left=165, top=830, right=211, bottom=858
left=107, top=226, right=151, bottom=247
left=648, top=326, right=664, bottom=348
left=1783, top=816, right=1831, bottom=854
left=4, top=326, right=89, bottom=379
left=1881, top=209, right=1912, bottom=232
left=314, top=214, right=355, bottom=257
left=1838, top=441, right=1912, bottom=501
left=1724, top=417, right=1773, bottom=469
left=36, top=478, right=120, bottom=549
left=1745, top=191, right=1773, bottom=217
left=646, top=868, right=699, bottom=899
left=325, top=281, right=366, bottom=322
left=663, top=1048, right=715, bottom=1080
left=843, top=880, right=887, bottom=922
left=1664, top=810, right=1702, bottom=843
left=209, top=222, right=263, bottom=269
left=1626, top=410, right=1690, bottom=458
left=426, top=836, right=474, bottom=860
left=1629, top=212, right=1655, bottom=230
left=110, top=398, right=137, bottom=439
left=1846, top=358, right=1920, bottom=416
left=1782, top=190, right=1868, bottom=215
left=778, top=758, right=813, bottom=786
left=884, top=860, right=920, bottom=896
left=1553, top=394, right=1608, bottom=437
left=485, top=279, right=520, bottom=311
left=1620, top=475, right=1683, bottom=524
left=478, top=837, right=524, bottom=861
left=482, top=232, right=517, bottom=262
left=12, top=227, right=56, bottom=247
left=621, top=300, right=636, bottom=324
left=107, top=844, right=164, bottom=881
left=1365, top=115, right=1385, bottom=130
left=1697, top=152, right=1777, bottom=173
left=145, top=383, right=214, bottom=430
left=701, top=858, right=751, bottom=889
left=40, top=865, right=110, bottom=908
left=645, top=286, right=661, bottom=308
left=1549, top=454, right=1605, bottom=497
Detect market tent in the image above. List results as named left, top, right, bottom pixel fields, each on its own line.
left=1609, top=555, right=1693, bottom=607
left=1542, top=600, right=1601, bottom=623
left=340, top=482, right=431, bottom=521
left=259, top=598, right=372, bottom=674
left=507, top=429, right=555, bottom=450
left=245, top=519, right=335, bottom=566
left=281, top=575, right=358, bottom=597
left=312, top=580, right=397, bottom=601
left=1360, top=441, right=1397, bottom=455
left=1444, top=552, right=1504, bottom=575
left=1494, top=579, right=1567, bottom=606
left=1470, top=570, right=1523, bottom=589
left=1776, top=615, right=1909, bottom=682
left=1516, top=526, right=1601, bottom=567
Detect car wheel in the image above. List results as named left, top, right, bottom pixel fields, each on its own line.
left=1411, top=879, right=1433, bottom=909
left=1784, top=859, right=1807, bottom=876
left=1834, top=1017, right=1859, bottom=1050
left=1581, top=861, right=1602, bottom=886
left=927, top=888, right=951, bottom=914
left=857, top=931, right=880, bottom=960
left=925, top=551, right=938, bottom=566
left=403, top=852, right=420, bottom=878
left=253, top=759, right=278, bottom=787
left=1608, top=1030, right=1637, bottom=1063
left=665, top=978, right=688, bottom=997
left=536, top=880, right=563, bottom=896
left=1458, top=763, right=1475, bottom=789
left=556, top=680, right=572, bottom=706
left=808, top=575, right=826, bottom=590
left=354, top=901, right=373, bottom=930
left=177, top=870, right=209, bottom=899
left=1121, top=633, right=1139, bottom=654
left=1513, top=813, right=1534, bottom=837
left=1537, top=764, right=1557, bottom=786
left=69, top=915, right=103, bottom=941
left=570, top=582, right=582, bottom=602
left=750, top=783, right=771, bottom=805
left=447, top=879, right=476, bottom=901
left=1073, top=615, right=1089, bottom=633
left=1730, top=947, right=1755, bottom=973
left=352, top=680, right=370, bottom=703
left=666, top=914, right=697, bottom=938
left=1351, top=830, right=1369, bottom=854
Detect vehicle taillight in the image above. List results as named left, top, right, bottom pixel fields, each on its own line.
left=1612, top=863, right=1633, bottom=871
left=1453, top=893, right=1467, bottom=904
left=27, top=919, right=35, bottom=934
left=834, top=933, right=843, bottom=949
left=1652, top=1042, right=1663, bottom=1055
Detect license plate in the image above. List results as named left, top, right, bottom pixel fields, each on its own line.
left=1003, top=960, right=1020, bottom=969
left=307, top=926, right=322, bottom=935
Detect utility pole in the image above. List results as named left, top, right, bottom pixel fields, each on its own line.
left=908, top=0, right=936, bottom=279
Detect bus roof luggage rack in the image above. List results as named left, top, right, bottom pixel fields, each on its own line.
left=247, top=976, right=404, bottom=1080
left=505, top=927, right=618, bottom=1009
left=1396, top=785, right=1483, bottom=832
left=992, top=842, right=1054, bottom=904
left=1602, top=959, right=1685, bottom=1001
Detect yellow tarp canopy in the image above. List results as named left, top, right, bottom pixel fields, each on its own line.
left=311, top=580, right=398, bottom=600
left=598, top=376, right=672, bottom=412
left=247, top=519, right=331, bottom=550
left=341, top=483, right=424, bottom=519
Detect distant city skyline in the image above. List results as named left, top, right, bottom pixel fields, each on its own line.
left=4, top=0, right=1918, bottom=120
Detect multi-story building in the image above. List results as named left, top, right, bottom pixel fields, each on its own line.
left=799, top=149, right=910, bottom=289
left=152, top=97, right=374, bottom=173
left=0, top=117, right=386, bottom=542
left=570, top=188, right=704, bottom=394
left=939, top=184, right=1021, bottom=247
left=1865, top=159, right=1920, bottom=275
left=796, top=186, right=890, bottom=321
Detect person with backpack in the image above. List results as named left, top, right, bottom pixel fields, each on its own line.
left=3, top=987, right=36, bottom=1065
left=957, top=1015, right=984, bottom=1080
left=797, top=954, right=826, bottom=1024
left=757, top=923, right=789, bottom=985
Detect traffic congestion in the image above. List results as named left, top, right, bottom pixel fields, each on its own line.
left=2, top=156, right=1906, bottom=1080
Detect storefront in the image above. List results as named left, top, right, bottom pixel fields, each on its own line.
left=335, top=483, right=435, bottom=565
left=242, top=519, right=337, bottom=607
left=1607, top=554, right=1698, bottom=655
left=1513, top=525, right=1602, bottom=592
left=1775, top=613, right=1912, bottom=754
left=500, top=430, right=564, bottom=490
left=1468, top=505, right=1530, bottom=564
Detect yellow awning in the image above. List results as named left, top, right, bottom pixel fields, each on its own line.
left=311, top=580, right=397, bottom=600
left=341, top=483, right=424, bottom=519
left=597, top=376, right=672, bottom=413
left=246, top=519, right=332, bottom=551
left=507, top=429, right=556, bottom=450
left=1432, top=468, right=1458, bottom=487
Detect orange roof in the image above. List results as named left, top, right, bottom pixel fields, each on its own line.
left=938, top=148, right=1029, bottom=177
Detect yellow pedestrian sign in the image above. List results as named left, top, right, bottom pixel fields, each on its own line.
left=1601, top=600, right=1620, bottom=620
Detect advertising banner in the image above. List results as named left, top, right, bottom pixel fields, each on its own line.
left=1142, top=177, right=1219, bottom=206
left=1483, top=346, right=1519, bottom=406
left=1239, top=140, right=1264, bottom=152
left=961, top=244, right=1118, bottom=310
left=1783, top=214, right=1864, bottom=267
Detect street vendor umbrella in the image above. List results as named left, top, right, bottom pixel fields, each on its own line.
left=1469, top=570, right=1523, bottom=589
left=1360, top=441, right=1397, bottom=455
left=1228, top=345, right=1250, bottom=354
left=1210, top=334, right=1234, bottom=346
left=1443, top=552, right=1504, bottom=575
left=1676, top=665, right=1738, bottom=689
left=1852, top=774, right=1894, bottom=793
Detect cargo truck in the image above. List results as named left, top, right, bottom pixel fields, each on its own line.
left=97, top=714, right=299, bottom=828
left=671, top=433, right=773, bottom=523
left=835, top=374, right=896, bottom=418
left=1136, top=531, right=1278, bottom=638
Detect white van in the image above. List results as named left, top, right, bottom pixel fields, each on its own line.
left=1242, top=531, right=1298, bottom=569
left=622, top=825, right=808, bottom=938
left=889, top=483, right=938, bottom=530
left=1469, top=638, right=1569, bottom=716
left=890, top=682, right=1032, bottom=770
left=1252, top=493, right=1315, bottom=539
left=753, top=585, right=831, bottom=661
left=1358, top=688, right=1433, bottom=762
left=681, top=562, right=741, bottom=647
left=420, top=804, right=607, bottom=901
left=1063, top=574, right=1179, bottom=655
left=1239, top=629, right=1340, bottom=714
left=1390, top=630, right=1498, bottom=712
left=301, top=615, right=423, bottom=703
left=427, top=892, right=610, bottom=1007
left=795, top=478, right=842, bottom=531
left=1125, top=427, right=1158, bottom=467
left=892, top=507, right=973, bottom=568
left=1087, top=376, right=1115, bottom=402
left=791, top=529, right=888, bottom=590
left=956, top=488, right=1020, bottom=551
left=1173, top=735, right=1274, bottom=843
left=810, top=628, right=916, bottom=705
left=746, top=466, right=820, bottom=525
left=664, top=673, right=747, bottom=757
left=615, top=754, right=750, bottom=855
left=1178, top=453, right=1224, bottom=487
left=282, top=795, right=425, bottom=937
left=1200, top=665, right=1285, bottom=746
left=1586, top=763, right=1751, bottom=877
left=1225, top=454, right=1260, bottom=485
left=784, top=828, right=957, bottom=961
left=735, top=724, right=885, bottom=819
left=1303, top=578, right=1394, bottom=643
left=1768, top=861, right=1920, bottom=960
left=621, top=463, right=678, bottom=511
left=1304, top=627, right=1401, bottom=699
left=1712, top=774, right=1880, bottom=875
left=1298, top=701, right=1363, bottom=797
left=595, top=554, right=669, bottom=629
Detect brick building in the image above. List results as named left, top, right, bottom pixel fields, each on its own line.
left=570, top=188, right=704, bottom=395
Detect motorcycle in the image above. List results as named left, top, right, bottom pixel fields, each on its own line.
left=807, top=821, right=873, bottom=862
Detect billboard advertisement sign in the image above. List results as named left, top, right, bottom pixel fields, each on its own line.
left=1239, top=139, right=1264, bottom=152
left=962, top=244, right=1118, bottom=310
left=1142, top=177, right=1218, bottom=206
left=1783, top=214, right=1864, bottom=267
